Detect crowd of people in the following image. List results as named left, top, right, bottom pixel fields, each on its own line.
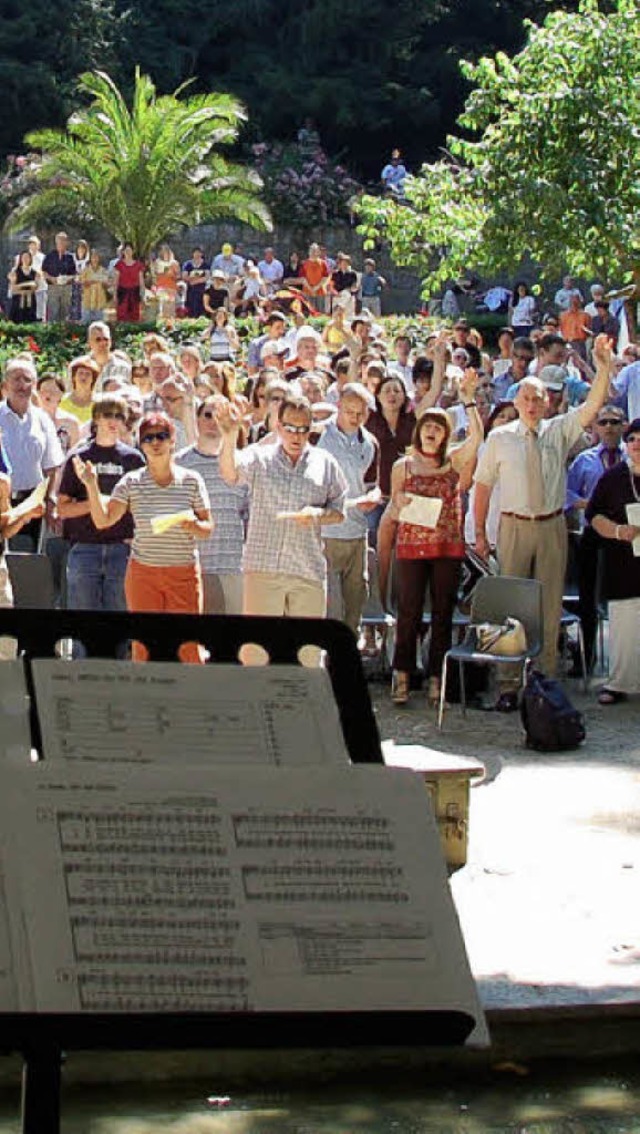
left=0, top=269, right=638, bottom=710
left=4, top=233, right=388, bottom=325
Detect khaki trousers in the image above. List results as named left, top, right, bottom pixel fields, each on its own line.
left=498, top=513, right=567, bottom=680
left=243, top=571, right=326, bottom=666
left=324, top=536, right=368, bottom=635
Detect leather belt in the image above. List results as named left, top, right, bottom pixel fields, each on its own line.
left=501, top=508, right=563, bottom=522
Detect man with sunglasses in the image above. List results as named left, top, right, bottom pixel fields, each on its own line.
left=565, top=404, right=627, bottom=674
left=58, top=394, right=145, bottom=617
left=218, top=393, right=347, bottom=626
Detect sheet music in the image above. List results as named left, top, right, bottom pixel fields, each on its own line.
left=0, top=764, right=485, bottom=1040
left=30, top=661, right=349, bottom=767
left=626, top=503, right=640, bottom=556
left=399, top=494, right=443, bottom=528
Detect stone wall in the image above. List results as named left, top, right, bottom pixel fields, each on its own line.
left=0, top=221, right=424, bottom=313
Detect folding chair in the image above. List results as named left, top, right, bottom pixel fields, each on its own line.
left=5, top=552, right=55, bottom=608
left=360, top=547, right=395, bottom=675
left=437, top=576, right=543, bottom=729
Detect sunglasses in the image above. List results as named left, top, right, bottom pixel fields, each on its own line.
left=281, top=422, right=310, bottom=435
left=101, top=411, right=126, bottom=422
left=598, top=418, right=623, bottom=426
left=140, top=430, right=171, bottom=443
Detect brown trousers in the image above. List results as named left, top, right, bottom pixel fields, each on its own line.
left=498, top=512, right=567, bottom=681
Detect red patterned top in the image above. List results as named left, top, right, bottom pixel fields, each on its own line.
left=396, top=461, right=465, bottom=560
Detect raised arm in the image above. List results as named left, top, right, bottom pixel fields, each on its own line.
left=577, top=334, right=613, bottom=428
left=72, top=457, right=128, bottom=529
left=415, top=331, right=448, bottom=413
left=216, top=401, right=243, bottom=484
left=450, top=369, right=483, bottom=472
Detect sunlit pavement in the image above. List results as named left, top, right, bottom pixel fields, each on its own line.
left=372, top=682, right=640, bottom=1012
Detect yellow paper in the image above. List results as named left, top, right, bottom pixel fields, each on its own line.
left=150, top=509, right=194, bottom=535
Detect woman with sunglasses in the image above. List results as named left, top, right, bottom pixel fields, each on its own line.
left=74, top=411, right=212, bottom=660
left=58, top=395, right=145, bottom=617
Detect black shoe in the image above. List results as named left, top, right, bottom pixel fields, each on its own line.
left=493, top=691, right=519, bottom=713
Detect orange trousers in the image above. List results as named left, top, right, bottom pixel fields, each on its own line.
left=125, top=558, right=203, bottom=663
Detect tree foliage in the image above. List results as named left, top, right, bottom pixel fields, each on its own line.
left=7, top=69, right=271, bottom=258
left=357, top=0, right=640, bottom=293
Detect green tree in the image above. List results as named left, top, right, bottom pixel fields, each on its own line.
left=357, top=0, right=640, bottom=295
left=0, top=0, right=126, bottom=155
left=7, top=69, right=271, bottom=258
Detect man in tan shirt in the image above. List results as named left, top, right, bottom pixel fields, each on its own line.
left=473, top=335, right=613, bottom=707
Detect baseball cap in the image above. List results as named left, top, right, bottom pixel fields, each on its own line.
left=623, top=417, right=640, bottom=441
left=538, top=364, right=567, bottom=393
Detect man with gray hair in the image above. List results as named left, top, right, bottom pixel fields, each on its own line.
left=474, top=336, right=613, bottom=706
left=41, top=232, right=76, bottom=322
left=0, top=358, right=64, bottom=550
left=316, top=382, right=380, bottom=634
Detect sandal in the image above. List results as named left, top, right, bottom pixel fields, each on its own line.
left=391, top=671, right=410, bottom=705
left=598, top=688, right=628, bottom=705
left=427, top=677, right=442, bottom=709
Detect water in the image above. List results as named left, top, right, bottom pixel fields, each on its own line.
left=2, top=1061, right=640, bottom=1133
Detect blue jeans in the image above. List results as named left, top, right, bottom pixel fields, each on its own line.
left=66, top=542, right=130, bottom=611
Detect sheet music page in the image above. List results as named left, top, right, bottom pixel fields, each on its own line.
left=30, top=661, right=349, bottom=767
left=626, top=503, right=640, bottom=556
left=399, top=495, right=443, bottom=529
left=0, top=660, right=34, bottom=765
left=0, top=765, right=485, bottom=1038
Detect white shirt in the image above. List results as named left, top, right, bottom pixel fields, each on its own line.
left=0, top=401, right=64, bottom=491
left=474, top=412, right=585, bottom=515
left=257, top=258, right=284, bottom=290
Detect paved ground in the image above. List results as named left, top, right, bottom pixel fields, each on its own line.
left=370, top=674, right=640, bottom=1011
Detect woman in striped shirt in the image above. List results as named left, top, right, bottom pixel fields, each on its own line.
left=73, top=412, right=212, bottom=661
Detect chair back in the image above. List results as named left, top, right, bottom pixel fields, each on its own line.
left=469, top=575, right=543, bottom=657
left=5, top=553, right=55, bottom=609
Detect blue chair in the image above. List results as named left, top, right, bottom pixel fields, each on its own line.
left=437, top=576, right=544, bottom=729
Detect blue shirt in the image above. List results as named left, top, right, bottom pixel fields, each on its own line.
left=565, top=443, right=625, bottom=517
left=316, top=421, right=378, bottom=540
left=611, top=361, right=640, bottom=422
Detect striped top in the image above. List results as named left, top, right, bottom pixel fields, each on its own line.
left=176, top=446, right=248, bottom=574
left=111, top=465, right=209, bottom=566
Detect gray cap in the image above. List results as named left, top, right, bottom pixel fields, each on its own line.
left=538, top=364, right=567, bottom=393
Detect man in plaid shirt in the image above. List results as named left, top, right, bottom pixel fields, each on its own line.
left=218, top=394, right=347, bottom=624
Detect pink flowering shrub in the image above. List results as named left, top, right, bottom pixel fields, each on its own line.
left=250, top=140, right=361, bottom=228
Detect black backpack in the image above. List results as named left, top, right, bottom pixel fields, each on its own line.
left=520, top=669, right=586, bottom=751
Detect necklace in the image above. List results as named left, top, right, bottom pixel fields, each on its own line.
left=628, top=462, right=640, bottom=503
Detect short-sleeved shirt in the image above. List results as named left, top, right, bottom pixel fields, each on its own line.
left=237, top=442, right=347, bottom=583
left=176, top=446, right=248, bottom=574
left=0, top=402, right=64, bottom=491
left=474, top=412, right=585, bottom=515
left=111, top=466, right=209, bottom=566
left=59, top=439, right=144, bottom=544
left=316, top=421, right=378, bottom=540
left=585, top=463, right=640, bottom=601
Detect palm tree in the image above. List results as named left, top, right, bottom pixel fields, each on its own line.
left=7, top=69, right=271, bottom=258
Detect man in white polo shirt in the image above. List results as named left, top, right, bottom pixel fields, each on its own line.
left=473, top=335, right=612, bottom=706
left=0, top=357, right=63, bottom=550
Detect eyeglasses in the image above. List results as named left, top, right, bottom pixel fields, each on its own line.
left=281, top=422, right=310, bottom=435
left=162, top=395, right=183, bottom=404
left=100, top=411, right=126, bottom=422
left=598, top=418, right=623, bottom=426
left=140, top=430, right=171, bottom=443
left=513, top=353, right=532, bottom=362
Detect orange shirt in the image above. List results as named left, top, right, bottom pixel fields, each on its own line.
left=301, top=258, right=329, bottom=293
left=560, top=309, right=591, bottom=341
